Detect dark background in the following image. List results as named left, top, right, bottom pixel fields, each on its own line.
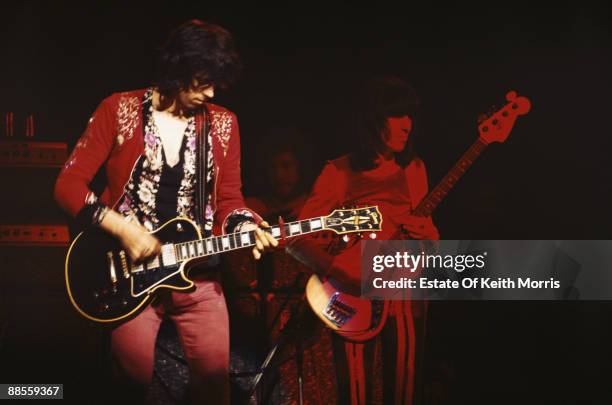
left=1, top=1, right=611, bottom=403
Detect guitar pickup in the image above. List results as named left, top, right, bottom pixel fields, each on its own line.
left=131, top=263, right=144, bottom=274
left=147, top=255, right=160, bottom=270
left=161, top=244, right=177, bottom=266
left=130, top=253, right=161, bottom=274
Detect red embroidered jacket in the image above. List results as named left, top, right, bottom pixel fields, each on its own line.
left=54, top=88, right=259, bottom=234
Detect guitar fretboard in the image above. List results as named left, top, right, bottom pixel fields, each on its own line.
left=173, top=217, right=325, bottom=262
left=413, top=138, right=488, bottom=217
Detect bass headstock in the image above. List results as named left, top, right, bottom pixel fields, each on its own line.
left=478, top=91, right=531, bottom=145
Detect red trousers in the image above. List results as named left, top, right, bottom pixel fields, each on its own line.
left=111, top=280, right=229, bottom=404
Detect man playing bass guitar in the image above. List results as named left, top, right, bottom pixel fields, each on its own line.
left=287, top=76, right=439, bottom=405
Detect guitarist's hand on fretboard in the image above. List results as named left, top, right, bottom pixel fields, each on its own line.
left=238, top=220, right=279, bottom=260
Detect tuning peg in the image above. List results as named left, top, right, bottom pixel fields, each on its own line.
left=506, top=90, right=517, bottom=101
left=369, top=233, right=377, bottom=239
left=477, top=113, right=488, bottom=124
left=342, top=235, right=350, bottom=243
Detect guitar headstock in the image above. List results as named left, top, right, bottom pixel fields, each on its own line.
left=478, top=91, right=531, bottom=145
left=323, top=206, right=382, bottom=235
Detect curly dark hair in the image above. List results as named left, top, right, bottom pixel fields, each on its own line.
left=348, top=76, right=421, bottom=171
left=155, top=19, right=242, bottom=97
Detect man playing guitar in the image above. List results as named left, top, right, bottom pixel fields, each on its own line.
left=54, top=20, right=277, bottom=404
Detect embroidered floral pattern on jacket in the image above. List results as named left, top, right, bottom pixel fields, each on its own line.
left=117, top=89, right=204, bottom=231
left=63, top=115, right=98, bottom=170
left=116, top=94, right=140, bottom=146
left=114, top=90, right=248, bottom=236
left=210, top=111, right=232, bottom=157
left=117, top=193, right=138, bottom=223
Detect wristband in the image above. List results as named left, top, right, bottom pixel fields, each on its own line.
left=92, top=205, right=109, bottom=226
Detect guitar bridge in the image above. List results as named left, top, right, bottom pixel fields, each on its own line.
left=322, top=292, right=357, bottom=327
left=106, top=251, right=117, bottom=286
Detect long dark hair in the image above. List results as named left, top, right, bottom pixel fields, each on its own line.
left=348, top=76, right=421, bottom=171
left=155, top=20, right=242, bottom=98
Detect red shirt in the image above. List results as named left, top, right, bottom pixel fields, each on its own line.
left=287, top=155, right=436, bottom=289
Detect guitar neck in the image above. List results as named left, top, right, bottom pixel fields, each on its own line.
left=173, top=216, right=325, bottom=262
left=413, top=138, right=488, bottom=217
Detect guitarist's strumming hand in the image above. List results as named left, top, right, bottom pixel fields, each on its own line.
left=99, top=209, right=161, bottom=262
left=401, top=215, right=440, bottom=240
left=239, top=220, right=279, bottom=260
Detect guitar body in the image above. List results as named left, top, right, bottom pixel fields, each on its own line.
left=306, top=274, right=389, bottom=342
left=65, top=217, right=201, bottom=324
left=63, top=206, right=383, bottom=326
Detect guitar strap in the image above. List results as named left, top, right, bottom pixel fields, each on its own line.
left=277, top=215, right=288, bottom=247
left=196, top=106, right=210, bottom=231
left=404, top=158, right=428, bottom=210
left=194, top=106, right=222, bottom=270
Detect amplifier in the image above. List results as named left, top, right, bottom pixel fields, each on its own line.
left=0, top=224, right=69, bottom=246
left=0, top=141, right=68, bottom=168
left=0, top=165, right=66, bottom=223
left=0, top=244, right=67, bottom=289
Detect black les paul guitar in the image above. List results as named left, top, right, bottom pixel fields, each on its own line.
left=65, top=207, right=381, bottom=325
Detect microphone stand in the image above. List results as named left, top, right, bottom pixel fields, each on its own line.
left=247, top=273, right=306, bottom=405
